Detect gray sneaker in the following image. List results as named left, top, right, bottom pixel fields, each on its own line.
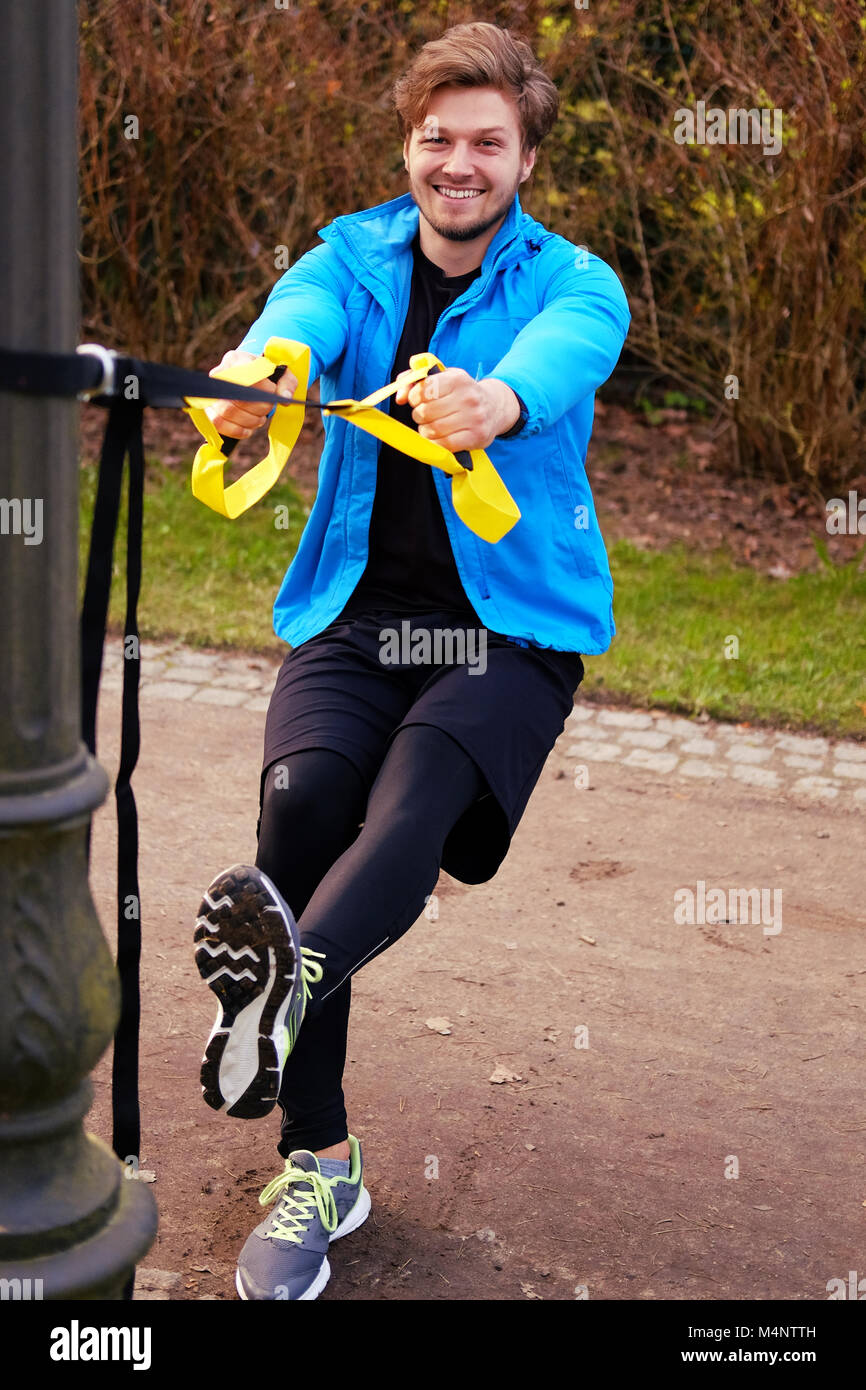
left=236, top=1134, right=371, bottom=1300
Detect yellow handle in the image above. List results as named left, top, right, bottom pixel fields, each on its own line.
left=185, top=338, right=310, bottom=519
left=324, top=352, right=472, bottom=477
left=185, top=339, right=521, bottom=542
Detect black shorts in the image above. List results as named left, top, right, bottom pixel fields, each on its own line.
left=259, top=608, right=585, bottom=884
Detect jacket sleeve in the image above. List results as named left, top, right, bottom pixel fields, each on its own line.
left=236, top=242, right=351, bottom=382
left=486, top=250, right=631, bottom=436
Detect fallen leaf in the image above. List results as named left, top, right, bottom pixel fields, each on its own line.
left=579, top=934, right=597, bottom=946
left=489, top=1064, right=522, bottom=1084
left=425, top=1016, right=452, bottom=1035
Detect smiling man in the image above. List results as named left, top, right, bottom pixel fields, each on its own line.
left=193, top=21, right=630, bottom=1301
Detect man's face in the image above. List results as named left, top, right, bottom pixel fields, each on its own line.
left=403, top=85, right=536, bottom=245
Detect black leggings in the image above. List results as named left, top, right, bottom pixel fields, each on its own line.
left=254, top=724, right=487, bottom=1156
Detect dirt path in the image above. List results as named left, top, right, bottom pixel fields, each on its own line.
left=85, top=674, right=865, bottom=1302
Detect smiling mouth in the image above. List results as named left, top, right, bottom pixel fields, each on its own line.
left=433, top=185, right=485, bottom=201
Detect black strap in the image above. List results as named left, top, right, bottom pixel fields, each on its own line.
left=80, top=399, right=145, bottom=1171
left=113, top=404, right=144, bottom=1167
left=0, top=346, right=104, bottom=400
left=0, top=344, right=353, bottom=414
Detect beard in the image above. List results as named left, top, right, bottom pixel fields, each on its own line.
left=407, top=171, right=519, bottom=243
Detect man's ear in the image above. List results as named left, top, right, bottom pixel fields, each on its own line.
left=520, top=146, right=537, bottom=184
left=403, top=133, right=411, bottom=173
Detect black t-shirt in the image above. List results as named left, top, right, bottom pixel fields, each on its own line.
left=339, top=233, right=483, bottom=620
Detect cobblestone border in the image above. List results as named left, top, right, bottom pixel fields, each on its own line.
left=100, top=638, right=279, bottom=714
left=556, top=703, right=866, bottom=812
left=101, top=638, right=866, bottom=812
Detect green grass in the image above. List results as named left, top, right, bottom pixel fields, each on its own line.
left=78, top=457, right=308, bottom=651
left=592, top=539, right=866, bottom=736
left=78, top=457, right=866, bottom=737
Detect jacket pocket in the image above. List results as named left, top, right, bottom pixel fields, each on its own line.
left=534, top=443, right=607, bottom=581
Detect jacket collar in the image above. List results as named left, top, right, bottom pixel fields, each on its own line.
left=317, top=189, right=532, bottom=284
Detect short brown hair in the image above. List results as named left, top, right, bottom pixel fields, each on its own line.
left=393, top=21, right=559, bottom=154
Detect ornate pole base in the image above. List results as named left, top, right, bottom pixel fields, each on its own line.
left=0, top=761, right=158, bottom=1299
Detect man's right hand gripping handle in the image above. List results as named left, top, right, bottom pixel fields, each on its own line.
left=205, top=348, right=299, bottom=450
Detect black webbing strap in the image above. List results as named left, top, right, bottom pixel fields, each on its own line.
left=80, top=398, right=145, bottom=1172
left=114, top=413, right=144, bottom=1173
left=0, top=344, right=346, bottom=414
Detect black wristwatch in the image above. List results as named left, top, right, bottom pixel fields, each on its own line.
left=498, top=390, right=529, bottom=439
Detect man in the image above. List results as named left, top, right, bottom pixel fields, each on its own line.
left=193, top=20, right=630, bottom=1300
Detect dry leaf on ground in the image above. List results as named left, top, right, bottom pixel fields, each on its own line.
left=489, top=1064, right=522, bottom=1084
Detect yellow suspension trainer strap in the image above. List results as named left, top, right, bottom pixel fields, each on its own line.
left=185, top=336, right=521, bottom=543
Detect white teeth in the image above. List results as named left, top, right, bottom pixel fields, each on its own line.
left=436, top=187, right=483, bottom=200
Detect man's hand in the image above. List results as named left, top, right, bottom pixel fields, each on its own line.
left=204, top=348, right=298, bottom=439
left=395, top=367, right=521, bottom=453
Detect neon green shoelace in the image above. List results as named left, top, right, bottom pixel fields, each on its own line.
left=299, top=945, right=325, bottom=1000
left=259, top=1162, right=339, bottom=1243
left=285, top=945, right=326, bottom=1051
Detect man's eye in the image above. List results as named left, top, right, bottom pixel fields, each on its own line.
left=423, top=136, right=445, bottom=144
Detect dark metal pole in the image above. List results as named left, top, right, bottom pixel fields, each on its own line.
left=0, top=1, right=157, bottom=1297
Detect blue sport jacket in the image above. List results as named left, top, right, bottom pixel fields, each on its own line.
left=238, top=190, right=630, bottom=654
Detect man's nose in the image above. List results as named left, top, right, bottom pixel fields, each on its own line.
left=440, top=143, right=476, bottom=179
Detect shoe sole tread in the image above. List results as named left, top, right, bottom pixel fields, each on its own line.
left=194, top=865, right=299, bottom=1118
